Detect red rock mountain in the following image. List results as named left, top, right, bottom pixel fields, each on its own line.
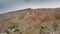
left=0, top=8, right=60, bottom=28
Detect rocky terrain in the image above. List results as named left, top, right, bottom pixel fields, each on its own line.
left=0, top=8, right=60, bottom=34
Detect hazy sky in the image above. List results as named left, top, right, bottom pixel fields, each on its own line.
left=0, top=0, right=60, bottom=14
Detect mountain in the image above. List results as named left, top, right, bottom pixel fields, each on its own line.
left=0, top=8, right=60, bottom=28
left=0, top=8, right=60, bottom=21
left=0, top=8, right=60, bottom=34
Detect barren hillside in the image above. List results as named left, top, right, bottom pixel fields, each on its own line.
left=0, top=8, right=60, bottom=34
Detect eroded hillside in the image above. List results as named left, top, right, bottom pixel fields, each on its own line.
left=0, top=8, right=60, bottom=34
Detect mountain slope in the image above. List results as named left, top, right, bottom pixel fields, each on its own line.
left=0, top=8, right=60, bottom=22
left=0, top=8, right=60, bottom=34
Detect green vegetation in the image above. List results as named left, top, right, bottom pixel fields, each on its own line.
left=8, top=24, right=20, bottom=32
left=8, top=25, right=16, bottom=30
left=56, top=17, right=60, bottom=22
left=14, top=29, right=20, bottom=32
